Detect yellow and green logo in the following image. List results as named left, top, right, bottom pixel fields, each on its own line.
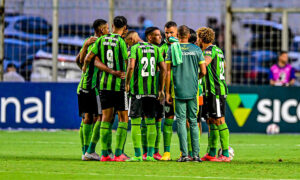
left=226, top=94, right=258, bottom=127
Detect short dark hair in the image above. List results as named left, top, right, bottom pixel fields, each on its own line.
left=6, top=63, right=16, bottom=69
left=113, top=16, right=127, bottom=29
left=93, top=19, right=107, bottom=32
left=280, top=51, right=288, bottom=56
left=189, top=28, right=197, bottom=44
left=164, top=21, right=177, bottom=28
left=178, top=25, right=190, bottom=38
left=145, top=27, right=160, bottom=39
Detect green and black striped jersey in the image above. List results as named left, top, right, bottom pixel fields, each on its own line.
left=91, top=33, right=128, bottom=91
left=203, top=45, right=228, bottom=96
left=129, top=42, right=164, bottom=95
left=77, top=37, right=99, bottom=94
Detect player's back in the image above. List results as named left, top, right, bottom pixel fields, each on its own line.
left=98, top=33, right=128, bottom=91
left=129, top=42, right=162, bottom=96
left=203, top=45, right=228, bottom=96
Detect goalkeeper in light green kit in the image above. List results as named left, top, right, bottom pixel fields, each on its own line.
left=165, top=25, right=206, bottom=162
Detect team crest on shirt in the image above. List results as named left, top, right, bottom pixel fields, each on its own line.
left=205, top=51, right=212, bottom=55
left=164, top=106, right=170, bottom=113
left=181, top=45, right=189, bottom=50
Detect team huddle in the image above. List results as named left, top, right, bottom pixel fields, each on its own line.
left=76, top=16, right=231, bottom=162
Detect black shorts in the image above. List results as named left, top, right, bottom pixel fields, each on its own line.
left=77, top=89, right=102, bottom=117
left=99, top=90, right=128, bottom=111
left=202, top=94, right=226, bottom=118
left=155, top=100, right=164, bottom=119
left=129, top=95, right=157, bottom=118
left=164, top=102, right=175, bottom=118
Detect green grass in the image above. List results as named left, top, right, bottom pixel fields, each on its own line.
left=0, top=130, right=300, bottom=180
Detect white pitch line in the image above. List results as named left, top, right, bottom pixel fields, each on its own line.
left=0, top=170, right=298, bottom=180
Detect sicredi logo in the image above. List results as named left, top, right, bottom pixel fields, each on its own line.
left=227, top=94, right=259, bottom=127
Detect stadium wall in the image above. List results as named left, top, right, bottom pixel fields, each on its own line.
left=0, top=83, right=299, bottom=133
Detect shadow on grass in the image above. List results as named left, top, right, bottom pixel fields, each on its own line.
left=1, top=155, right=300, bottom=165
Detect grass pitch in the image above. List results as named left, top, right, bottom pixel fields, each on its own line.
left=0, top=130, right=299, bottom=180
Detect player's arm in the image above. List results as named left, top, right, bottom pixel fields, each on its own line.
left=125, top=58, right=136, bottom=92
left=80, top=37, right=97, bottom=64
left=289, top=68, right=296, bottom=86
left=120, top=39, right=129, bottom=67
left=75, top=54, right=82, bottom=69
left=199, top=63, right=206, bottom=79
left=198, top=51, right=207, bottom=78
left=158, top=61, right=167, bottom=103
left=94, top=56, right=125, bottom=79
left=82, top=37, right=101, bottom=72
left=82, top=51, right=95, bottom=72
left=269, top=70, right=275, bottom=85
left=165, top=48, right=172, bottom=104
left=125, top=45, right=137, bottom=92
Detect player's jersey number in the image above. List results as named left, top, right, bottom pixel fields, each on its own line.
left=107, top=49, right=114, bottom=68
left=141, top=57, right=155, bottom=77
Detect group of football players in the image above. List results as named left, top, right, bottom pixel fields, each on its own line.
left=76, top=15, right=231, bottom=162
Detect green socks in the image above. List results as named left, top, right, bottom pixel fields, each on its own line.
left=163, top=118, right=173, bottom=152
left=100, top=122, right=111, bottom=157
left=141, top=119, right=147, bottom=154
left=187, top=126, right=192, bottom=157
left=131, top=117, right=142, bottom=157
left=83, top=123, right=93, bottom=153
left=115, top=122, right=128, bottom=156
left=155, top=121, right=162, bottom=153
left=146, top=118, right=157, bottom=157
left=218, top=123, right=230, bottom=157
left=107, top=123, right=113, bottom=154
left=207, top=124, right=211, bottom=153
left=79, top=121, right=84, bottom=155
left=208, top=124, right=219, bottom=157
left=86, top=121, right=101, bottom=154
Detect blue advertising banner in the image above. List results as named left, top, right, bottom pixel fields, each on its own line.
left=0, top=83, right=299, bottom=133
left=0, top=83, right=81, bottom=129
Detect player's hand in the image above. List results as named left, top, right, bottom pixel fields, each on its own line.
left=113, top=71, right=125, bottom=79
left=125, top=84, right=130, bottom=93
left=166, top=93, right=172, bottom=105
left=82, top=64, right=87, bottom=73
left=85, top=37, right=97, bottom=47
left=158, top=91, right=165, bottom=104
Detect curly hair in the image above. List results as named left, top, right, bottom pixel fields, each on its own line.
left=196, top=27, right=215, bottom=44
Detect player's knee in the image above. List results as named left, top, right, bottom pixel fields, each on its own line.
left=118, top=112, right=129, bottom=123
left=83, top=113, right=93, bottom=124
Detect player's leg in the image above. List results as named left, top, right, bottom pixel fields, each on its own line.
left=161, top=103, right=174, bottom=161
left=187, top=97, right=201, bottom=162
left=154, top=118, right=162, bottom=160
left=82, top=113, right=93, bottom=154
left=107, top=114, right=114, bottom=158
left=113, top=91, right=129, bottom=161
left=78, top=93, right=87, bottom=160
left=186, top=121, right=193, bottom=159
left=85, top=89, right=102, bottom=160
left=127, top=95, right=143, bottom=162
left=201, top=95, right=220, bottom=161
left=216, top=95, right=230, bottom=162
left=154, top=100, right=163, bottom=160
left=141, top=118, right=147, bottom=159
left=144, top=97, right=158, bottom=161
left=79, top=120, right=84, bottom=157
left=99, top=90, right=115, bottom=161
left=175, top=99, right=190, bottom=162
